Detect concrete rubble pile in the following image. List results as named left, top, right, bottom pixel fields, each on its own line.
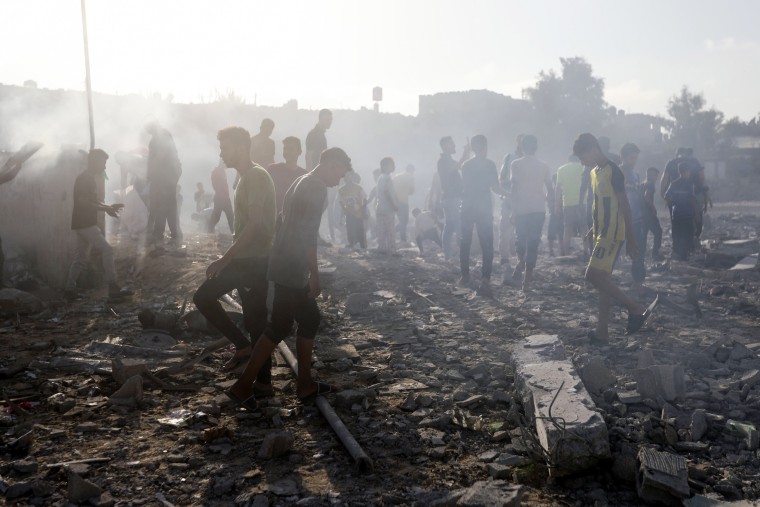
left=0, top=209, right=758, bottom=505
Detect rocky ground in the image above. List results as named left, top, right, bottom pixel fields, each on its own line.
left=1, top=207, right=760, bottom=506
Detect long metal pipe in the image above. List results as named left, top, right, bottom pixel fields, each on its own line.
left=80, top=0, right=95, bottom=149
left=220, top=294, right=373, bottom=472
left=275, top=341, right=373, bottom=472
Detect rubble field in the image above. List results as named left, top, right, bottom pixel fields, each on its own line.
left=1, top=208, right=760, bottom=506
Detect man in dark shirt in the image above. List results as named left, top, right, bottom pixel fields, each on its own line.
left=620, top=142, right=645, bottom=288
left=250, top=119, right=276, bottom=169
left=305, top=109, right=335, bottom=242
left=0, top=144, right=42, bottom=287
left=642, top=167, right=663, bottom=261
left=145, top=121, right=183, bottom=246
left=65, top=149, right=131, bottom=298
left=227, top=147, right=352, bottom=408
left=659, top=147, right=688, bottom=200
left=305, top=109, right=332, bottom=171
left=267, top=137, right=307, bottom=215
left=437, top=136, right=469, bottom=260
left=459, top=134, right=501, bottom=297
left=664, top=163, right=697, bottom=261
left=208, top=159, right=233, bottom=233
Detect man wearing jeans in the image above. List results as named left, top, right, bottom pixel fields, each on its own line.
left=510, top=135, right=553, bottom=292
left=193, top=127, right=276, bottom=379
left=620, top=142, right=646, bottom=288
left=65, top=149, right=131, bottom=299
left=437, top=136, right=469, bottom=260
left=459, top=134, right=501, bottom=297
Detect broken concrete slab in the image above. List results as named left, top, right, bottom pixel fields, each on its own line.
left=636, top=447, right=689, bottom=504
left=511, top=334, right=610, bottom=476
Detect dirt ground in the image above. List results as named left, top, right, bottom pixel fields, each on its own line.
left=1, top=205, right=760, bottom=506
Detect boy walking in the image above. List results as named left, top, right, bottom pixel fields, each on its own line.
left=573, top=134, right=656, bottom=342
left=227, top=148, right=352, bottom=407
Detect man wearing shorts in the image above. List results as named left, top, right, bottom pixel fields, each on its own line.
left=573, top=133, right=655, bottom=342
left=227, top=147, right=352, bottom=407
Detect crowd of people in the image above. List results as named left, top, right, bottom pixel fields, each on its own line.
left=44, top=109, right=714, bottom=407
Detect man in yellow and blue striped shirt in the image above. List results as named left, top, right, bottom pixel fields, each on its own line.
left=573, top=133, right=657, bottom=342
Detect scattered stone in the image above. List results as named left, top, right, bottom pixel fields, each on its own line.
left=12, top=458, right=37, bottom=474
left=634, top=364, right=686, bottom=402
left=75, top=422, right=98, bottom=433
left=5, top=481, right=33, bottom=499
left=612, top=444, right=638, bottom=484
left=344, top=293, right=370, bottom=315
left=0, top=288, right=44, bottom=315
left=429, top=447, right=446, bottom=459
left=691, top=409, right=708, bottom=441
left=445, top=369, right=466, bottom=382
left=31, top=479, right=53, bottom=498
left=617, top=391, right=642, bottom=404
left=108, top=374, right=143, bottom=406
left=580, top=356, right=616, bottom=394
left=335, top=389, right=368, bottom=408
left=457, top=481, right=525, bottom=507
left=729, top=342, right=755, bottom=361
left=487, top=463, right=511, bottom=480
left=494, top=453, right=526, bottom=467
left=258, top=431, right=294, bottom=459
left=268, top=476, right=299, bottom=496
left=67, top=471, right=102, bottom=504
left=478, top=450, right=499, bottom=463
left=47, top=393, right=76, bottom=413
left=636, top=447, right=689, bottom=504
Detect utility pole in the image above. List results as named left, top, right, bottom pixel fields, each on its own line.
left=80, top=0, right=95, bottom=149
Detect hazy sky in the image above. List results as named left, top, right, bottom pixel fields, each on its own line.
left=2, top=0, right=759, bottom=120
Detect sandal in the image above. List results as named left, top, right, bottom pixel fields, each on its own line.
left=297, top=382, right=333, bottom=405
left=224, top=389, right=258, bottom=411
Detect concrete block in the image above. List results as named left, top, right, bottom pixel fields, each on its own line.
left=511, top=335, right=610, bottom=476
left=634, top=364, right=685, bottom=402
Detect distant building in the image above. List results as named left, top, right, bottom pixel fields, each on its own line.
left=419, top=89, right=530, bottom=120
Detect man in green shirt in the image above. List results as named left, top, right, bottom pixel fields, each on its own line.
left=555, top=155, right=586, bottom=256
left=193, top=127, right=276, bottom=384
